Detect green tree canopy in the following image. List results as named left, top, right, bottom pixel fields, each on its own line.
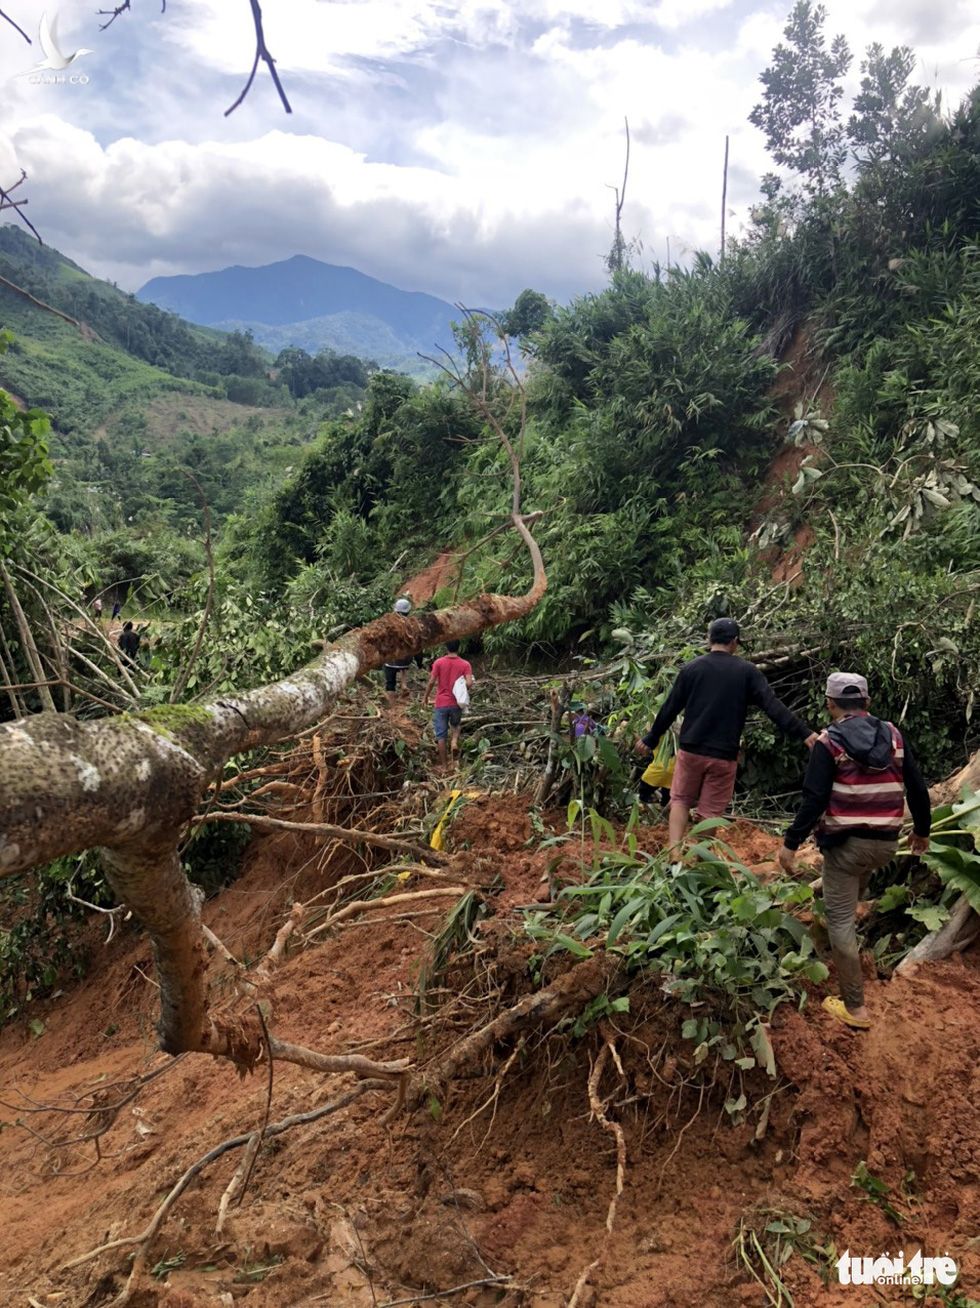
left=750, top=0, right=851, bottom=197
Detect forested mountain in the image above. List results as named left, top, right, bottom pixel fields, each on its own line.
left=139, top=255, right=460, bottom=372
left=0, top=229, right=378, bottom=586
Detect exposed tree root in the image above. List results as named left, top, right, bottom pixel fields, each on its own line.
left=374, top=1276, right=514, bottom=1307
left=304, top=886, right=468, bottom=940
left=591, top=1035, right=627, bottom=1234
left=420, top=955, right=620, bottom=1099
left=566, top=1033, right=628, bottom=1307
left=0, top=1056, right=189, bottom=1155
left=63, top=1079, right=390, bottom=1306
left=265, top=1037, right=408, bottom=1080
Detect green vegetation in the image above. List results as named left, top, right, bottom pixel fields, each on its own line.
left=0, top=331, right=51, bottom=551
left=3, top=6, right=977, bottom=781
left=525, top=814, right=824, bottom=1058
left=2, top=2, right=979, bottom=1032
left=0, top=225, right=384, bottom=593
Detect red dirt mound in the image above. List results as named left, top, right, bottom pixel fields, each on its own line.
left=0, top=795, right=976, bottom=1306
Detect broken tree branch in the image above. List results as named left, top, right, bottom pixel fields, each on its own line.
left=0, top=562, right=56, bottom=712
left=225, top=0, right=292, bottom=116
left=0, top=7, right=30, bottom=41
left=0, top=172, right=41, bottom=243
left=196, top=810, right=449, bottom=868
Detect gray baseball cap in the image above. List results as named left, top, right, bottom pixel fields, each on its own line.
left=393, top=597, right=412, bottom=615
left=825, top=672, right=869, bottom=699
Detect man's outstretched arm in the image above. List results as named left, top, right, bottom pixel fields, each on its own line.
left=903, top=738, right=931, bottom=852
left=636, top=670, right=688, bottom=755
left=749, top=668, right=817, bottom=746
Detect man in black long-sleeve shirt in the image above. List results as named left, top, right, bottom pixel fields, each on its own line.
left=777, top=671, right=931, bottom=1029
left=635, top=618, right=817, bottom=849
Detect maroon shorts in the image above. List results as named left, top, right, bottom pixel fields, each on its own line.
left=669, top=749, right=737, bottom=817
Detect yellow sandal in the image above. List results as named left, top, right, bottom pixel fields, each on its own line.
left=822, top=995, right=871, bottom=1030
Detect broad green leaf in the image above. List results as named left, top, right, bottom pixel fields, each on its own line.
left=553, top=933, right=594, bottom=959
left=750, top=1022, right=776, bottom=1078
left=597, top=735, right=621, bottom=772
left=906, top=904, right=949, bottom=932
left=607, top=900, right=639, bottom=946
left=877, top=883, right=909, bottom=912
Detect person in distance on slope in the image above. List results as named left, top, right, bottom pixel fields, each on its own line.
left=635, top=618, right=818, bottom=849
left=422, top=640, right=474, bottom=771
left=118, top=620, right=141, bottom=663
left=777, top=672, right=931, bottom=1030
left=383, top=596, right=424, bottom=704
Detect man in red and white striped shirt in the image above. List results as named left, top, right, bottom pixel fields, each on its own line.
left=778, top=672, right=931, bottom=1028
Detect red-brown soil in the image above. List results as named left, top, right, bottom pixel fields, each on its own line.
left=402, top=552, right=460, bottom=605
left=752, top=325, right=835, bottom=587
left=0, top=794, right=977, bottom=1306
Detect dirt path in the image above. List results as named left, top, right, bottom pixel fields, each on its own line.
left=0, top=796, right=976, bottom=1306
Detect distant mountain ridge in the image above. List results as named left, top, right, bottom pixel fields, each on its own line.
left=138, top=255, right=460, bottom=369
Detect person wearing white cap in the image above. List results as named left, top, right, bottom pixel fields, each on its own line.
left=778, top=672, right=931, bottom=1029
left=383, top=597, right=423, bottom=703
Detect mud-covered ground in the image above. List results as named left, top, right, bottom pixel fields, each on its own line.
left=0, top=793, right=977, bottom=1307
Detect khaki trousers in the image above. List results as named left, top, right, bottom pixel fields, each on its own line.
left=822, top=836, right=898, bottom=1009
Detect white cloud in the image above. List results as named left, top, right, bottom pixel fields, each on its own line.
left=0, top=0, right=977, bottom=310
left=650, top=0, right=735, bottom=32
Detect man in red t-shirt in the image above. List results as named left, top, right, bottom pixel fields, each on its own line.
left=422, top=641, right=474, bottom=769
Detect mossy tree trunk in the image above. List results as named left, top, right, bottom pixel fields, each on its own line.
left=0, top=543, right=545, bottom=1057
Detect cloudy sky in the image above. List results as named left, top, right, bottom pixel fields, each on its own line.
left=0, top=0, right=977, bottom=307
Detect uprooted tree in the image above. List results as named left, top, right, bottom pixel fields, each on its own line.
left=0, top=312, right=546, bottom=1073
left=0, top=525, right=545, bottom=1062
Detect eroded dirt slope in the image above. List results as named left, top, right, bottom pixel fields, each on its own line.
left=0, top=795, right=977, bottom=1307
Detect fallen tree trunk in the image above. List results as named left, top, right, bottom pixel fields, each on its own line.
left=895, top=893, right=980, bottom=975
left=905, top=747, right=980, bottom=969
left=0, top=514, right=545, bottom=1057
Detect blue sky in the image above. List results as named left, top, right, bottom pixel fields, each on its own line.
left=0, top=0, right=977, bottom=307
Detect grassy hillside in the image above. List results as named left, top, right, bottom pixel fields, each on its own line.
left=0, top=227, right=374, bottom=552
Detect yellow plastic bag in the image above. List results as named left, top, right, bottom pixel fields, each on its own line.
left=641, top=732, right=676, bottom=788
left=641, top=757, right=675, bottom=788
